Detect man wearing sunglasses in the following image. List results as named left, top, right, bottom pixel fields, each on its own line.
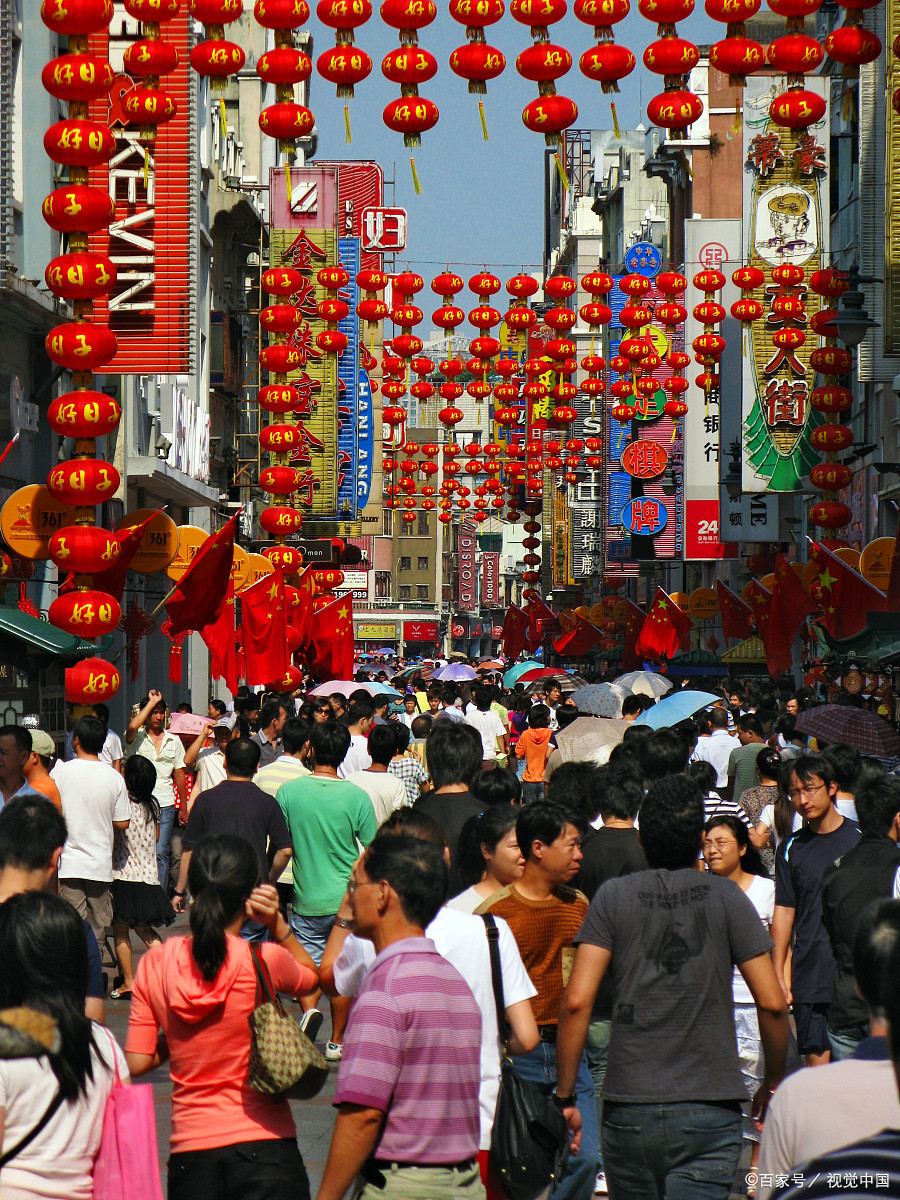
left=772, top=754, right=860, bottom=1066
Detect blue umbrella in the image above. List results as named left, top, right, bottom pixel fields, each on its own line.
left=433, top=663, right=479, bottom=682
left=369, top=682, right=403, bottom=697
left=631, top=690, right=721, bottom=730
left=502, top=659, right=544, bottom=687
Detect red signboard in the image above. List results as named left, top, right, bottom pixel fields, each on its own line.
left=621, top=440, right=668, bottom=480
left=684, top=499, right=739, bottom=560
left=404, top=621, right=439, bottom=642
left=458, top=523, right=477, bottom=612
left=482, top=552, right=500, bottom=607
left=361, top=207, right=407, bottom=252
left=87, top=14, right=193, bottom=372
left=491, top=625, right=504, bottom=639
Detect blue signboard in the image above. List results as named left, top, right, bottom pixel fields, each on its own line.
left=337, top=237, right=360, bottom=516
left=357, top=369, right=374, bottom=510
left=623, top=242, right=662, bottom=278
left=621, top=496, right=668, bottom=536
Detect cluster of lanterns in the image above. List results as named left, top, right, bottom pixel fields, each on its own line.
left=807, top=269, right=854, bottom=532
left=254, top=0, right=315, bottom=168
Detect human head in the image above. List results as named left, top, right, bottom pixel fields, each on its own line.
left=392, top=722, right=411, bottom=754
left=474, top=685, right=492, bottom=713
left=756, top=746, right=782, bottom=785
left=404, top=695, right=418, bottom=714
left=0, top=725, right=32, bottom=790
left=24, top=730, right=55, bottom=774
left=329, top=693, right=347, bottom=719
left=546, top=683, right=562, bottom=705
left=212, top=716, right=235, bottom=749
left=348, top=695, right=376, bottom=734
left=457, top=807, right=523, bottom=889
left=224, top=738, right=262, bottom=779
left=139, top=692, right=167, bottom=731
left=91, top=702, right=110, bottom=727
left=310, top=720, right=352, bottom=770
left=123, top=755, right=158, bottom=815
left=597, top=763, right=643, bottom=823
left=515, top=802, right=583, bottom=885
left=527, top=704, right=550, bottom=730
left=703, top=814, right=768, bottom=878
left=854, top=899, right=900, bottom=1020
left=411, top=714, right=433, bottom=740
left=208, top=698, right=227, bottom=719
left=639, top=775, right=704, bottom=870
left=259, top=698, right=288, bottom=737
left=708, top=707, right=729, bottom=731
left=855, top=773, right=900, bottom=839
left=70, top=715, right=105, bottom=757
left=621, top=694, right=652, bottom=721
left=281, top=716, right=312, bottom=758
left=547, top=762, right=605, bottom=823
left=0, top=793, right=67, bottom=888
left=787, top=753, right=838, bottom=822
left=471, top=765, right=522, bottom=807
left=426, top=688, right=443, bottom=713
left=376, top=807, right=448, bottom=851
left=820, top=742, right=861, bottom=795
left=685, top=759, right=717, bottom=797
left=737, top=714, right=765, bottom=744
left=785, top=694, right=803, bottom=715
left=728, top=689, right=743, bottom=710
left=373, top=696, right=389, bottom=719
left=556, top=707, right=581, bottom=733
left=367, top=723, right=397, bottom=768
left=642, top=727, right=690, bottom=784
left=352, top=834, right=448, bottom=936
left=188, top=835, right=260, bottom=981
left=426, top=721, right=482, bottom=789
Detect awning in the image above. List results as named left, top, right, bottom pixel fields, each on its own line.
left=0, top=606, right=110, bottom=661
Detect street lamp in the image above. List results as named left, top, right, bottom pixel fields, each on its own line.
left=823, top=263, right=880, bottom=347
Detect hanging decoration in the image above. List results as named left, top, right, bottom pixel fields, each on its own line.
left=766, top=0, right=826, bottom=130
left=511, top=0, right=577, bottom=179
left=706, top=0, right=764, bottom=87
left=655, top=270, right=690, bottom=416
left=190, top=0, right=247, bottom=85
left=576, top=0, right=635, bottom=92
left=506, top=272, right=539, bottom=348
left=449, top=0, right=506, bottom=138
left=640, top=0, right=703, bottom=135
left=807, top=268, right=852, bottom=532
left=255, top=0, right=314, bottom=191
left=692, top=268, right=727, bottom=401
left=316, top=0, right=372, bottom=141
left=381, top=0, right=439, bottom=191
left=121, top=0, right=180, bottom=145
left=467, top=271, right=502, bottom=415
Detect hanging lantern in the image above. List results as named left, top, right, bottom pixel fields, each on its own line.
left=705, top=0, right=763, bottom=86
left=640, top=0, right=703, bottom=135
left=381, top=0, right=438, bottom=187
left=191, top=0, right=247, bottom=87
left=65, top=657, right=122, bottom=703
left=825, top=22, right=880, bottom=78
left=449, top=0, right=505, bottom=137
left=316, top=0, right=372, bottom=140
left=576, top=0, right=634, bottom=93
left=316, top=263, right=351, bottom=361
left=356, top=268, right=389, bottom=332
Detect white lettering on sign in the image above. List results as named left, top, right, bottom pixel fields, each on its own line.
left=107, top=134, right=155, bottom=312
left=291, top=182, right=318, bottom=215
left=361, top=207, right=407, bottom=253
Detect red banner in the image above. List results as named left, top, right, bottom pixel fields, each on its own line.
left=458, top=522, right=477, bottom=612
left=404, top=621, right=439, bottom=642
left=482, top=552, right=500, bottom=607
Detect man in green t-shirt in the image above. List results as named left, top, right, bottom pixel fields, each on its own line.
left=277, top=721, right=379, bottom=1060
left=726, top=714, right=766, bottom=810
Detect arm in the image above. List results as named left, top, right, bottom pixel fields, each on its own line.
left=770, top=905, right=795, bottom=1005
left=85, top=996, right=105, bottom=1023
left=268, top=846, right=291, bottom=884
left=315, top=1104, right=385, bottom=1200
left=320, top=884, right=357, bottom=997
left=173, top=849, right=192, bottom=912
left=750, top=819, right=772, bottom=850
left=737, top=952, right=789, bottom=1125
left=111, top=758, right=122, bottom=774
left=113, top=819, right=130, bottom=831
left=125, top=1034, right=170, bottom=1079
left=182, top=724, right=214, bottom=769
left=173, top=768, right=188, bottom=824
left=125, top=692, right=160, bottom=744
left=556, top=943, right=612, bottom=1150
left=505, top=996, right=539, bottom=1056
left=245, top=884, right=318, bottom=979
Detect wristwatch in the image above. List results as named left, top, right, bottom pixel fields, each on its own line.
left=334, top=916, right=353, bottom=929
left=551, top=1092, right=576, bottom=1108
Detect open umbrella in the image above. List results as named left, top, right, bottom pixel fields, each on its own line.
left=516, top=667, right=570, bottom=683
left=307, top=680, right=383, bottom=698
left=433, top=663, right=479, bottom=682
left=794, top=705, right=900, bottom=759
left=632, top=689, right=720, bottom=730
left=614, top=670, right=674, bottom=699
left=502, top=659, right=544, bottom=687
left=571, top=683, right=628, bottom=718
left=554, top=716, right=628, bottom=763
left=524, top=673, right=586, bottom=694
left=368, top=682, right=403, bottom=697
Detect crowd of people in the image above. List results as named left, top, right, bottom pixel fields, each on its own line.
left=2, top=672, right=900, bottom=1200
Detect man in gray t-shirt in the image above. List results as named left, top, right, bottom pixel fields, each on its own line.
left=555, top=775, right=789, bottom=1200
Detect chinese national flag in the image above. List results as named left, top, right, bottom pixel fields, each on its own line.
left=241, top=570, right=288, bottom=686
left=200, top=584, right=238, bottom=695
left=311, top=596, right=355, bottom=681
left=621, top=600, right=647, bottom=670
left=501, top=605, right=530, bottom=663
left=165, top=512, right=239, bottom=636
left=744, top=580, right=772, bottom=646
left=290, top=566, right=316, bottom=654
left=526, top=597, right=560, bottom=653
left=634, top=588, right=692, bottom=663
left=766, top=556, right=816, bottom=676
left=716, top=580, right=754, bottom=644
left=809, top=541, right=886, bottom=638
left=92, top=511, right=162, bottom=603
left=553, top=614, right=603, bottom=656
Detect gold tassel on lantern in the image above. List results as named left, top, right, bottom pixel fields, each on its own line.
left=345, top=105, right=352, bottom=143
left=479, top=100, right=489, bottom=141
left=610, top=101, right=621, bottom=139
left=285, top=160, right=292, bottom=205
left=555, top=145, right=569, bottom=191
left=410, top=157, right=422, bottom=195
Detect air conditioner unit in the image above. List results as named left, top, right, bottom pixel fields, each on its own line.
left=501, top=555, right=515, bottom=574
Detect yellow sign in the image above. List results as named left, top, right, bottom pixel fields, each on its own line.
left=356, top=622, right=397, bottom=639
left=860, top=537, right=895, bottom=591
left=116, top=508, right=178, bottom=575
left=834, top=547, right=861, bottom=573
left=244, top=553, right=274, bottom=591
left=0, top=485, right=75, bottom=560
left=231, top=545, right=251, bottom=592
left=689, top=587, right=720, bottom=621
left=669, top=591, right=691, bottom=612
left=165, top=525, right=207, bottom=583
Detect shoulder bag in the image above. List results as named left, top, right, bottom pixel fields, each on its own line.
left=247, top=944, right=329, bottom=1100
left=92, top=1031, right=164, bottom=1200
left=480, top=914, right=570, bottom=1200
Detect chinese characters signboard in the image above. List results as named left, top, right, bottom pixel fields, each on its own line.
left=458, top=522, right=477, bottom=612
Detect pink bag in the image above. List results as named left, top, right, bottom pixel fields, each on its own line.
left=92, top=1034, right=163, bottom=1200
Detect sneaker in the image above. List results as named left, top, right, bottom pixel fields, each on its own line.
left=325, top=1041, right=343, bottom=1061
left=594, top=1171, right=608, bottom=1195
left=299, top=1009, right=324, bottom=1043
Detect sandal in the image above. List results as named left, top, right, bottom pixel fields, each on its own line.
left=110, top=988, right=132, bottom=1000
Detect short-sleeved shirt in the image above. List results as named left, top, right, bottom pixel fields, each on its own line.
left=191, top=747, right=227, bottom=801
left=338, top=733, right=372, bottom=778
left=387, top=755, right=428, bottom=806
left=276, top=774, right=378, bottom=916
left=478, top=883, right=589, bottom=1025
left=113, top=800, right=160, bottom=885
left=575, top=868, right=773, bottom=1103
left=252, top=730, right=282, bottom=770
left=126, top=728, right=186, bottom=809
left=182, top=780, right=291, bottom=881
left=774, top=817, right=860, bottom=1002
left=99, top=729, right=123, bottom=768
left=691, top=729, right=741, bottom=788
left=345, top=770, right=407, bottom=825
left=334, top=937, right=482, bottom=1164
left=465, top=709, right=507, bottom=761
left=56, top=759, right=131, bottom=882
left=727, top=741, right=763, bottom=802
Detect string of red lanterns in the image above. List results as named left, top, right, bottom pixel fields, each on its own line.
left=381, top=0, right=439, bottom=191
left=254, top=0, right=315, bottom=196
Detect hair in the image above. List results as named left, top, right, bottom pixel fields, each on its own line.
left=556, top=706, right=581, bottom=731
left=209, top=699, right=227, bottom=717
left=362, top=834, right=448, bottom=927
left=91, top=702, right=110, bottom=725
left=642, top=728, right=690, bottom=783
left=704, top=814, right=768, bottom=878
left=0, top=723, right=32, bottom=757
left=259, top=698, right=286, bottom=731
left=686, top=759, right=718, bottom=796
left=426, top=687, right=443, bottom=705
left=708, top=707, right=729, bottom=731
left=0, top=891, right=97, bottom=1100
left=854, top=773, right=900, bottom=839
left=515, top=802, right=579, bottom=860
left=527, top=704, right=550, bottom=730
left=788, top=753, right=836, bottom=791
left=607, top=743, right=644, bottom=785
left=411, top=714, right=433, bottom=739
left=224, top=738, right=261, bottom=777
left=854, top=899, right=900, bottom=1016
left=392, top=722, right=411, bottom=754
left=281, top=716, right=311, bottom=757
left=349, top=688, right=373, bottom=706
left=546, top=680, right=562, bottom=696
left=376, top=807, right=448, bottom=849
left=456, top=807, right=520, bottom=888
left=176, top=703, right=192, bottom=713
left=772, top=713, right=799, bottom=742
left=188, top=835, right=260, bottom=981
left=639, top=775, right=704, bottom=870
left=513, top=693, right=532, bottom=715
left=0, top=793, right=67, bottom=871
left=738, top=714, right=765, bottom=739
left=820, top=742, right=861, bottom=794
left=756, top=747, right=782, bottom=783
left=328, top=692, right=347, bottom=711
left=372, top=696, right=389, bottom=713
left=598, top=764, right=643, bottom=822
left=728, top=686, right=744, bottom=702
left=471, top=766, right=522, bottom=807
left=348, top=695, right=376, bottom=724
left=71, top=715, right=105, bottom=756
left=140, top=692, right=167, bottom=713
left=403, top=694, right=418, bottom=705
left=124, top=754, right=160, bottom=824
left=310, top=720, right=352, bottom=768
left=547, top=762, right=605, bottom=822
left=473, top=685, right=492, bottom=713
left=367, top=723, right=397, bottom=767
left=426, top=721, right=482, bottom=789
left=621, top=694, right=650, bottom=718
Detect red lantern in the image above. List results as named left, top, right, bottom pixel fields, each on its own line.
left=318, top=46, right=372, bottom=96
left=65, top=657, right=122, bottom=703
left=263, top=545, right=304, bottom=572
left=522, top=94, right=578, bottom=141
left=260, top=506, right=305, bottom=535
left=769, top=89, right=826, bottom=130
left=50, top=589, right=121, bottom=638
left=643, top=38, right=700, bottom=75
left=258, top=46, right=313, bottom=85
left=825, top=24, right=881, bottom=75
left=254, top=0, right=311, bottom=24
left=44, top=120, right=115, bottom=167
left=260, top=466, right=301, bottom=495
left=45, top=252, right=116, bottom=301
left=259, top=102, right=315, bottom=142
left=517, top=43, right=573, bottom=81
left=123, top=39, right=180, bottom=78
left=190, top=40, right=246, bottom=78
left=42, top=186, right=114, bottom=235
left=382, top=47, right=438, bottom=82
left=810, top=424, right=853, bottom=452
left=47, top=459, right=120, bottom=506
left=709, top=36, right=764, bottom=85
left=41, top=0, right=114, bottom=33
left=809, top=462, right=853, bottom=490
left=647, top=89, right=703, bottom=130
left=46, top=323, right=117, bottom=372
left=42, top=55, right=114, bottom=102
left=767, top=34, right=824, bottom=73
left=48, top=391, right=121, bottom=438
left=809, top=500, right=852, bottom=530
left=383, top=96, right=439, bottom=145
left=449, top=43, right=506, bottom=93
left=49, top=525, right=120, bottom=574
left=579, top=42, right=636, bottom=90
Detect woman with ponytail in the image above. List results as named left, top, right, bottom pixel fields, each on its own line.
left=124, top=835, right=319, bottom=1200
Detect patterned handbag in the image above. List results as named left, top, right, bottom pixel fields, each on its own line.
left=247, top=944, right=329, bottom=1100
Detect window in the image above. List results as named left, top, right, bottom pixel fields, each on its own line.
left=417, top=512, right=429, bottom=536
left=399, top=556, right=411, bottom=570
left=417, top=556, right=428, bottom=571
left=375, top=572, right=391, bottom=599
left=417, top=584, right=429, bottom=599
left=382, top=509, right=393, bottom=536
left=399, top=585, right=412, bottom=600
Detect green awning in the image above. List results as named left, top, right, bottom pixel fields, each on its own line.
left=0, top=606, right=111, bottom=661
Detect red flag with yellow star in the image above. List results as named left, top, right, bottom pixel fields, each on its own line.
left=633, top=588, right=691, bottom=663
left=311, top=596, right=355, bottom=681
left=553, top=614, right=603, bottom=656
left=290, top=566, right=316, bottom=653
left=621, top=599, right=647, bottom=670
left=200, top=583, right=238, bottom=695
left=744, top=580, right=772, bottom=646
left=241, top=569, right=288, bottom=686
left=716, top=580, right=754, bottom=645
left=809, top=541, right=886, bottom=638
left=165, top=512, right=238, bottom=636
left=767, top=556, right=816, bottom=676
left=501, top=605, right=530, bottom=663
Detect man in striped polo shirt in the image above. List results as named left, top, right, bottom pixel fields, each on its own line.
left=315, top=835, right=485, bottom=1200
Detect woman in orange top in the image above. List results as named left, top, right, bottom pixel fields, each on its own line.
left=515, top=704, right=554, bottom=805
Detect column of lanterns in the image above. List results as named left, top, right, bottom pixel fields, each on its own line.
left=506, top=272, right=539, bottom=348
left=692, top=268, right=727, bottom=397
left=655, top=271, right=690, bottom=419
left=255, top=0, right=315, bottom=173
left=40, top=0, right=123, bottom=703
left=807, top=269, right=853, bottom=532
left=122, top=0, right=180, bottom=144
left=316, top=0, right=372, bottom=141
left=449, top=0, right=506, bottom=137
left=579, top=270, right=612, bottom=420
left=640, top=0, right=703, bottom=134
left=381, top=0, right=439, bottom=189
left=576, top=0, right=635, bottom=93
left=468, top=272, right=502, bottom=417
left=544, top=275, right=579, bottom=426
left=190, top=0, right=246, bottom=83
left=356, top=268, right=389, bottom=339
left=766, top=0, right=826, bottom=131
left=611, top=274, right=652, bottom=423
left=511, top=0, right=578, bottom=162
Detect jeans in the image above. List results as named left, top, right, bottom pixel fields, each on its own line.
left=584, top=1018, right=611, bottom=1169
left=522, top=781, right=544, bottom=805
left=827, top=1021, right=868, bottom=1062
left=291, top=911, right=336, bottom=966
left=169, top=1138, right=310, bottom=1200
left=511, top=1042, right=599, bottom=1200
left=601, top=1101, right=742, bottom=1200
left=157, top=805, right=176, bottom=891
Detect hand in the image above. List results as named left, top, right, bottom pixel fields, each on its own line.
left=778, top=977, right=792, bottom=1007
left=751, top=1079, right=779, bottom=1128
left=245, top=884, right=281, bottom=933
left=146, top=690, right=163, bottom=709
left=177, top=806, right=189, bottom=827
left=563, top=1105, right=582, bottom=1155
left=173, top=893, right=187, bottom=914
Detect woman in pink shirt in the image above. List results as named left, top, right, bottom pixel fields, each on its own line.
left=125, top=835, right=319, bottom=1200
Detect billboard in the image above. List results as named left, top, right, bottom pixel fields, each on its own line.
left=87, top=10, right=195, bottom=372
left=741, top=76, right=830, bottom=492
left=482, top=552, right=500, bottom=607
left=458, top=522, right=477, bottom=612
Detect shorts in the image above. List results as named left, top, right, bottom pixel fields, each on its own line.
left=793, top=1001, right=831, bottom=1057
left=734, top=1004, right=763, bottom=1142
left=290, top=911, right=335, bottom=966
